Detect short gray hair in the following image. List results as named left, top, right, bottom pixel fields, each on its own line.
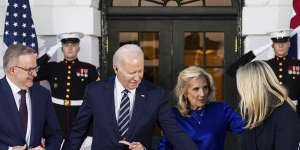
left=3, top=44, right=35, bottom=73
left=113, top=44, right=144, bottom=68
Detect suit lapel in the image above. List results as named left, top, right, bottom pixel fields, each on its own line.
left=29, top=87, right=37, bottom=146
left=104, top=77, right=120, bottom=137
left=127, top=82, right=147, bottom=140
left=0, top=78, right=26, bottom=142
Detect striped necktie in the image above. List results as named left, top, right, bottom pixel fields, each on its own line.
left=118, top=89, right=130, bottom=139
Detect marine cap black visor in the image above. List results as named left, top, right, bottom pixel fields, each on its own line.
left=61, top=38, right=80, bottom=44
left=271, top=37, right=289, bottom=43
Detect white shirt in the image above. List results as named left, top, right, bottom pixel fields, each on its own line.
left=114, top=76, right=136, bottom=122
left=6, top=77, right=32, bottom=148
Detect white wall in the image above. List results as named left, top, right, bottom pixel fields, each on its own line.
left=0, top=0, right=101, bottom=78
left=243, top=0, right=293, bottom=59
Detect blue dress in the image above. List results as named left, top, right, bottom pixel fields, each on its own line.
left=157, top=102, right=244, bottom=150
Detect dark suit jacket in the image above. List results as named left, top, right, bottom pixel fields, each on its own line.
left=63, top=76, right=198, bottom=150
left=0, top=77, right=63, bottom=150
left=242, top=102, right=300, bottom=150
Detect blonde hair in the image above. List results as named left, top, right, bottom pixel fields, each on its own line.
left=236, top=60, right=296, bottom=129
left=176, top=66, right=216, bottom=117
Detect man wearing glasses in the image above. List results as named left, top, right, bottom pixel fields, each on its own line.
left=0, top=44, right=63, bottom=150
left=35, top=32, right=99, bottom=149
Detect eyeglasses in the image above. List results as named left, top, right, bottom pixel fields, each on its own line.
left=14, top=66, right=39, bottom=74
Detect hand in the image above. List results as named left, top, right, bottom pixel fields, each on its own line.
left=119, top=140, right=145, bottom=150
left=47, top=42, right=62, bottom=57
left=12, top=144, right=26, bottom=150
left=252, top=42, right=273, bottom=56
left=29, top=146, right=45, bottom=150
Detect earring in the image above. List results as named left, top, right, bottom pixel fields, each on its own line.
left=184, top=97, right=188, bottom=105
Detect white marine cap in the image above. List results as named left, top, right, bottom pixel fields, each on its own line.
left=269, top=29, right=292, bottom=43
left=57, top=32, right=84, bottom=43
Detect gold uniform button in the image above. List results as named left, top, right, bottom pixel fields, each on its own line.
left=64, top=100, right=70, bottom=106
left=67, top=82, right=70, bottom=86
left=66, top=89, right=70, bottom=92
left=81, top=78, right=85, bottom=82
left=279, top=81, right=283, bottom=85
left=279, top=68, right=283, bottom=72
left=66, top=94, right=70, bottom=98
left=67, top=76, right=71, bottom=80
left=68, top=66, right=71, bottom=69
left=68, top=71, right=71, bottom=74
left=279, top=62, right=283, bottom=66
left=279, top=75, right=283, bottom=78
left=54, top=77, right=58, bottom=80
left=293, top=76, right=296, bottom=79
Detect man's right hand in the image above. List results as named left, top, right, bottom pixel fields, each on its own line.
left=252, top=42, right=272, bottom=56
left=12, top=144, right=26, bottom=150
left=46, top=42, right=62, bottom=57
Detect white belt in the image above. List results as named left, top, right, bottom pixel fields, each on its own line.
left=51, top=97, right=83, bottom=106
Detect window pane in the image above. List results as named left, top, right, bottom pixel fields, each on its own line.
left=206, top=68, right=223, bottom=101
left=184, top=32, right=203, bottom=66
left=113, top=0, right=138, bottom=6
left=166, top=1, right=178, bottom=6
left=140, top=32, right=159, bottom=84
left=206, top=0, right=232, bottom=6
left=141, top=1, right=163, bottom=6
left=119, top=32, right=159, bottom=84
left=181, top=0, right=203, bottom=6
left=119, top=32, right=138, bottom=45
left=205, top=32, right=224, bottom=66
left=140, top=32, right=159, bottom=67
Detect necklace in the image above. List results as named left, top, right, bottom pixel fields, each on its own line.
left=191, top=109, right=205, bottom=125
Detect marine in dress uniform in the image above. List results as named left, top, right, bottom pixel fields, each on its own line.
left=227, top=29, right=300, bottom=117
left=35, top=32, right=99, bottom=137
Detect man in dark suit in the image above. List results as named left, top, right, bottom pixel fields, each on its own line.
left=0, top=44, right=63, bottom=150
left=63, top=44, right=198, bottom=150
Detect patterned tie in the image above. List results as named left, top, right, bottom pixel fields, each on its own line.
left=118, top=89, right=130, bottom=139
left=18, top=90, right=28, bottom=134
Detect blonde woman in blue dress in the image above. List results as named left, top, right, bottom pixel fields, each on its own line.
left=157, top=66, right=244, bottom=150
